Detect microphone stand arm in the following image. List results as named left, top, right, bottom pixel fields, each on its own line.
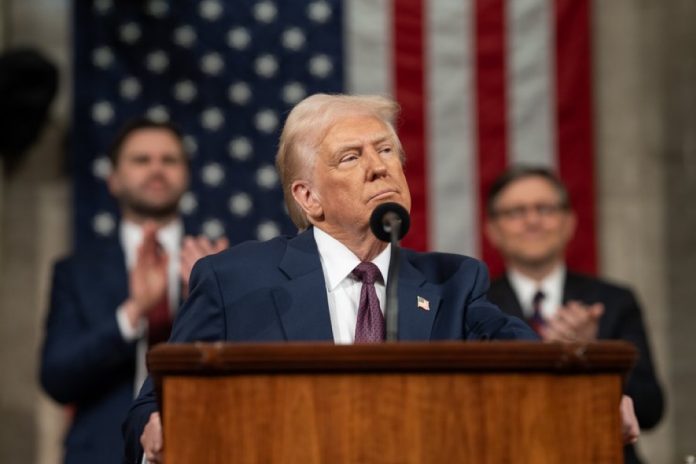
left=385, top=218, right=400, bottom=342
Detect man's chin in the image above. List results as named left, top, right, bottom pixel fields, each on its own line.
left=128, top=202, right=181, bottom=220
left=516, top=254, right=561, bottom=269
left=370, top=195, right=411, bottom=212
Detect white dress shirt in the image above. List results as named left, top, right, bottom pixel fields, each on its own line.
left=507, top=264, right=566, bottom=320
left=114, top=219, right=183, bottom=394
left=313, top=227, right=391, bottom=344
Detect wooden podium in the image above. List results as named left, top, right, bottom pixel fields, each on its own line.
left=148, top=341, right=636, bottom=464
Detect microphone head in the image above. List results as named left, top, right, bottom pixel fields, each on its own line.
left=369, top=202, right=411, bottom=242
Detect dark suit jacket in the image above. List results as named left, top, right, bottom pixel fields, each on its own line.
left=40, top=236, right=135, bottom=464
left=488, top=272, right=664, bottom=464
left=123, top=228, right=537, bottom=463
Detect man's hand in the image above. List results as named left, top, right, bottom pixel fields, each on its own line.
left=541, top=301, right=604, bottom=342
left=124, top=223, right=168, bottom=329
left=141, top=412, right=163, bottom=463
left=180, top=235, right=229, bottom=298
left=621, top=395, right=640, bottom=444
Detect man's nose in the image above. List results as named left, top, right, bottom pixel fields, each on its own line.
left=364, top=147, right=388, bottom=179
left=522, top=207, right=544, bottom=224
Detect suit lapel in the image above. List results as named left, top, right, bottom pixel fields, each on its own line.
left=273, top=229, right=334, bottom=341
left=497, top=275, right=526, bottom=320
left=78, top=237, right=129, bottom=323
left=396, top=256, right=441, bottom=341
left=562, top=272, right=595, bottom=304
left=562, top=272, right=611, bottom=338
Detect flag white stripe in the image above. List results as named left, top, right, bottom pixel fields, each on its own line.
left=507, top=0, right=556, bottom=168
left=426, top=0, right=477, bottom=256
left=343, top=0, right=393, bottom=96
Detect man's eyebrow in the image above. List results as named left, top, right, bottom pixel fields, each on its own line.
left=333, top=134, right=394, bottom=152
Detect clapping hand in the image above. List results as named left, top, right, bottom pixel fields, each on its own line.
left=180, top=235, right=230, bottom=298
left=541, top=300, right=604, bottom=343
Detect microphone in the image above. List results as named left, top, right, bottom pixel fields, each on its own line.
left=369, top=203, right=411, bottom=342
left=369, top=202, right=410, bottom=243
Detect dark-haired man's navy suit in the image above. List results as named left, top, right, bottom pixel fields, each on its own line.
left=40, top=236, right=135, bottom=464
left=488, top=273, right=664, bottom=464
left=123, top=227, right=537, bottom=463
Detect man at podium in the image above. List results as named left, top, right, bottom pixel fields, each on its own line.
left=123, top=94, right=635, bottom=464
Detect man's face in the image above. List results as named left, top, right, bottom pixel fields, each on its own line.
left=486, top=176, right=576, bottom=268
left=297, top=116, right=411, bottom=236
left=108, top=128, right=189, bottom=220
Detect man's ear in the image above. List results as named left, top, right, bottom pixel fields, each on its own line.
left=562, top=211, right=578, bottom=243
left=106, top=172, right=120, bottom=197
left=291, top=180, right=323, bottom=221
left=485, top=218, right=502, bottom=248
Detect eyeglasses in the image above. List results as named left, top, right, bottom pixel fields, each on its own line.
left=491, top=203, right=567, bottom=221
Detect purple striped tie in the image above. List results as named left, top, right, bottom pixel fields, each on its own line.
left=353, top=262, right=385, bottom=343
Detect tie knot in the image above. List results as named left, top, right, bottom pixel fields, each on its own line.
left=532, top=290, right=545, bottom=305
left=353, top=262, right=381, bottom=285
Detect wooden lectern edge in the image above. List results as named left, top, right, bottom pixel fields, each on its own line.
left=148, top=340, right=637, bottom=374
left=147, top=341, right=637, bottom=413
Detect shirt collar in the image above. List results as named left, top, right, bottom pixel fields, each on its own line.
left=313, top=226, right=391, bottom=291
left=507, top=264, right=566, bottom=311
left=120, top=218, right=183, bottom=257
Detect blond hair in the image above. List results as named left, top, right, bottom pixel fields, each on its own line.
left=276, top=93, right=402, bottom=230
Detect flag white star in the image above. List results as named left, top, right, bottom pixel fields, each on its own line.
left=147, top=0, right=169, bottom=18
left=257, top=220, right=281, bottom=241
left=256, top=164, right=279, bottom=189
left=228, top=137, right=253, bottom=161
left=93, top=212, right=116, bottom=236
left=227, top=27, right=251, bottom=50
left=146, top=50, right=169, bottom=74
left=174, top=80, right=197, bottom=103
left=229, top=193, right=253, bottom=217
left=199, top=0, right=223, bottom=21
left=183, top=135, right=198, bottom=156
left=201, top=107, right=225, bottom=131
left=282, top=82, right=306, bottom=104
left=91, top=156, right=112, bottom=180
left=255, top=54, right=278, bottom=78
left=92, top=101, right=114, bottom=125
left=201, top=52, right=225, bottom=76
left=255, top=109, right=278, bottom=133
left=307, top=1, right=332, bottom=23
left=309, top=54, right=333, bottom=78
left=202, top=219, right=225, bottom=239
left=201, top=162, right=225, bottom=186
left=173, top=25, right=197, bottom=48
left=120, top=77, right=141, bottom=100
left=120, top=22, right=141, bottom=44
left=92, top=46, right=114, bottom=69
left=254, top=1, right=277, bottom=23
left=146, top=105, right=169, bottom=122
left=179, top=192, right=198, bottom=215
left=228, top=82, right=252, bottom=105
left=282, top=28, right=306, bottom=51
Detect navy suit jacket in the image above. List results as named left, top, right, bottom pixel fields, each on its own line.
left=40, top=236, right=135, bottom=464
left=123, top=228, right=537, bottom=463
left=488, top=272, right=665, bottom=464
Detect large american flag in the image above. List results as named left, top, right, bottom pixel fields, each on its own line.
left=73, top=0, right=596, bottom=277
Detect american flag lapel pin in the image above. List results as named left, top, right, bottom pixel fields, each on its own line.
left=417, top=296, right=430, bottom=311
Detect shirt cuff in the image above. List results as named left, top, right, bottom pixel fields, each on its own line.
left=117, top=304, right=146, bottom=341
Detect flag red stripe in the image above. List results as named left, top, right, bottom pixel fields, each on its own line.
left=554, top=0, right=597, bottom=274
left=393, top=0, right=428, bottom=251
left=475, top=0, right=509, bottom=277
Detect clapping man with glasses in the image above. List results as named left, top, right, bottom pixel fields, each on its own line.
left=484, top=166, right=664, bottom=464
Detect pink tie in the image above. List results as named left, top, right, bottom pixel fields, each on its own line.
left=353, top=262, right=385, bottom=343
